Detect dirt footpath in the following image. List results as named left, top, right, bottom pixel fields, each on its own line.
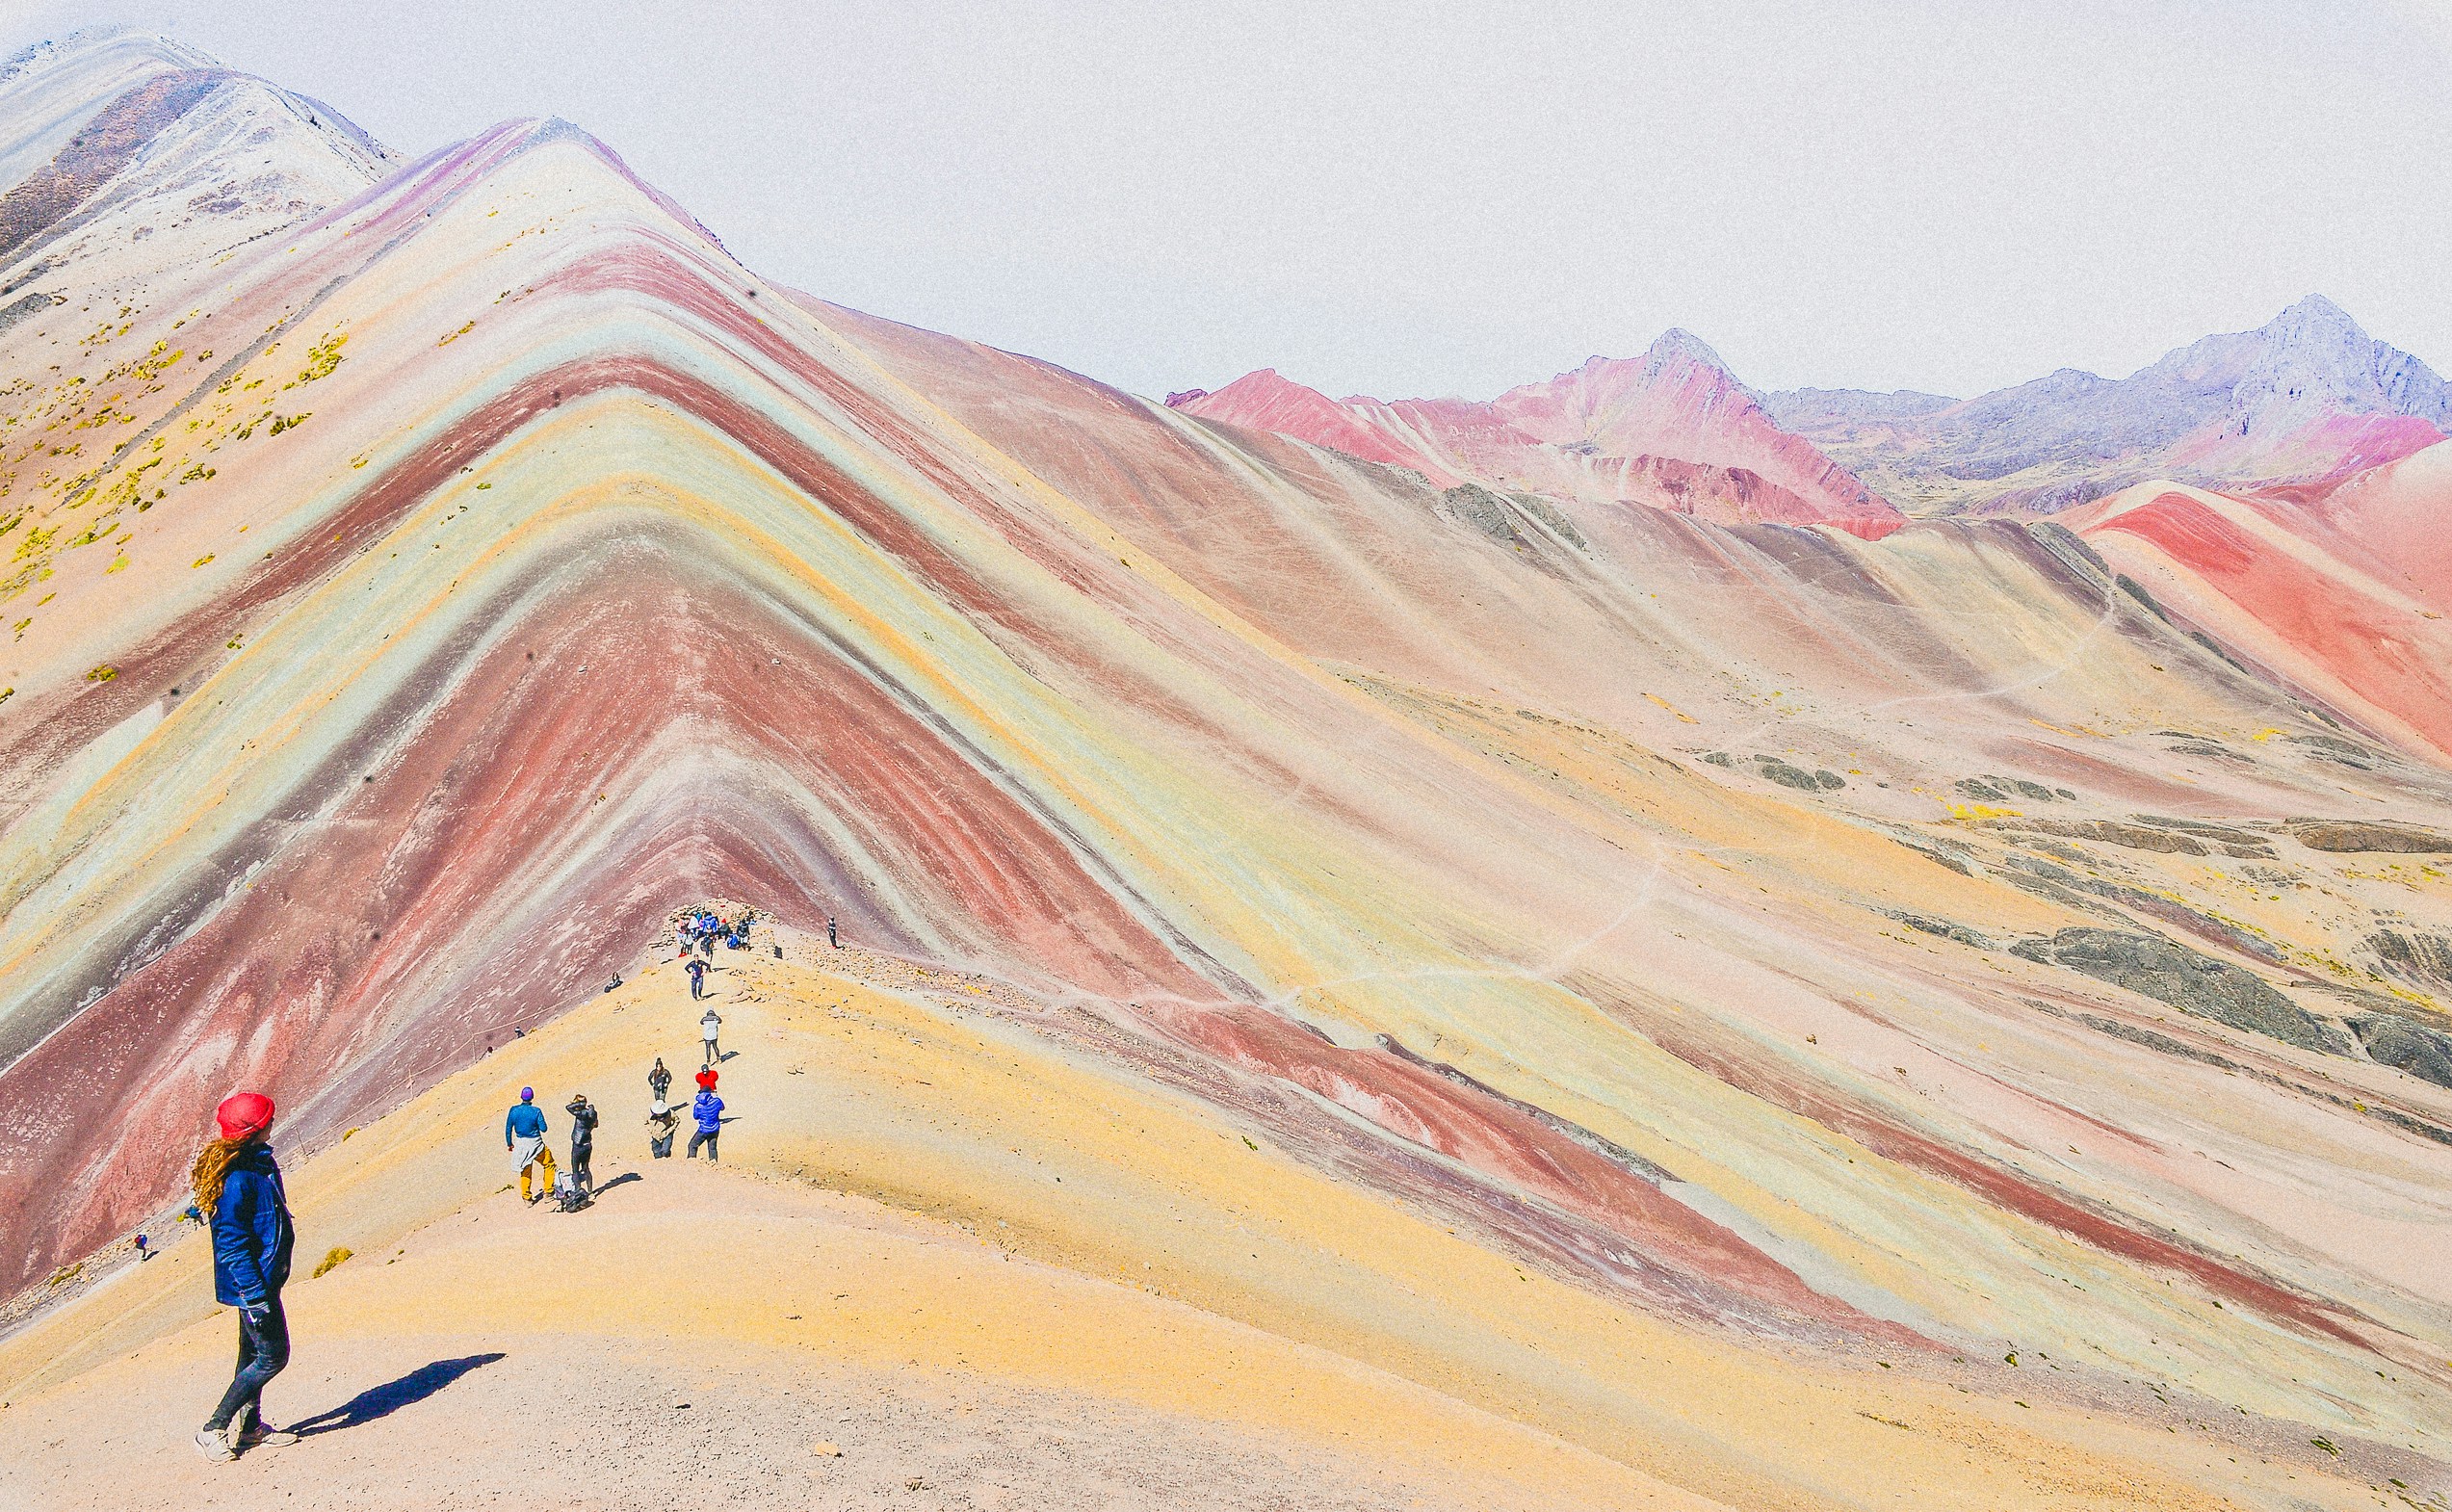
left=3, top=1331, right=1481, bottom=1512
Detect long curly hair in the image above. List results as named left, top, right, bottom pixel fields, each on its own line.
left=191, top=1134, right=255, bottom=1214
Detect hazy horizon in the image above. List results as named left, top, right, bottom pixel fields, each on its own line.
left=8, top=2, right=2448, bottom=405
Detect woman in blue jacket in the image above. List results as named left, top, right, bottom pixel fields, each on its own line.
left=688, top=1084, right=724, bottom=1160
left=191, top=1091, right=299, bottom=1461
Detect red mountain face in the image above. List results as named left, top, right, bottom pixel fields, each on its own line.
left=1175, top=333, right=1905, bottom=538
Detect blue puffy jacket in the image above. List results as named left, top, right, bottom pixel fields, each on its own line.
left=692, top=1090, right=724, bottom=1133
left=210, top=1143, right=295, bottom=1310
left=505, top=1102, right=547, bottom=1142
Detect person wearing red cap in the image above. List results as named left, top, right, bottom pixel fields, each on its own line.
left=190, top=1091, right=299, bottom=1462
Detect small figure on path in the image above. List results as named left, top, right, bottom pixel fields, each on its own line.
left=700, top=1005, right=722, bottom=1066
left=687, top=956, right=707, bottom=1000
left=827, top=915, right=838, bottom=950
left=192, top=1091, right=300, bottom=1462
left=648, top=1056, right=671, bottom=1104
left=506, top=1087, right=556, bottom=1204
left=688, top=1083, right=724, bottom=1160
left=564, top=1093, right=600, bottom=1196
left=646, top=1099, right=679, bottom=1159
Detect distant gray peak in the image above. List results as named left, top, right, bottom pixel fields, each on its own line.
left=1641, top=327, right=1732, bottom=374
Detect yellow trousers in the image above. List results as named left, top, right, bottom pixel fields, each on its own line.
left=519, top=1145, right=558, bottom=1200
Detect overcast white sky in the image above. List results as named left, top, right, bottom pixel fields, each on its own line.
left=9, top=1, right=2449, bottom=403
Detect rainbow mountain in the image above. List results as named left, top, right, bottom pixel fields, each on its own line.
left=2, top=29, right=2451, bottom=1508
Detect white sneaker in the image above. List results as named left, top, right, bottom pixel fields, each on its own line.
left=194, top=1426, right=236, bottom=1462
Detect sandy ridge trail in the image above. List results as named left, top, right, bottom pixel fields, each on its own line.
left=0, top=930, right=2413, bottom=1509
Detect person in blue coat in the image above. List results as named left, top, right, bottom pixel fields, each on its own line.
left=191, top=1091, right=299, bottom=1462
left=506, top=1087, right=556, bottom=1202
left=688, top=1083, right=724, bottom=1160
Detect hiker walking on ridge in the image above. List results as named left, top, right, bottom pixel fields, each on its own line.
left=648, top=1056, right=671, bottom=1104
left=688, top=1082, right=724, bottom=1161
left=192, top=1092, right=300, bottom=1462
left=646, top=1099, right=679, bottom=1159
left=564, top=1093, right=600, bottom=1197
left=827, top=915, right=838, bottom=950
left=686, top=956, right=707, bottom=1000
left=506, top=1087, right=556, bottom=1203
left=700, top=1004, right=722, bottom=1065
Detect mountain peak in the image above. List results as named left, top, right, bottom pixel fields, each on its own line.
left=2270, top=292, right=2358, bottom=334
left=1641, top=327, right=1735, bottom=377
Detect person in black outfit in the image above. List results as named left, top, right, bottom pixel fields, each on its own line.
left=193, top=1092, right=299, bottom=1461
left=647, top=1057, right=671, bottom=1104
left=565, top=1093, right=600, bottom=1196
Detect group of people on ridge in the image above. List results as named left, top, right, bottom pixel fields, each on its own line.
left=186, top=917, right=761, bottom=1460
left=644, top=1054, right=725, bottom=1160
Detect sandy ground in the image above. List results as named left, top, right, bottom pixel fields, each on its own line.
left=2, top=941, right=2430, bottom=1511
left=1, top=1175, right=1600, bottom=1512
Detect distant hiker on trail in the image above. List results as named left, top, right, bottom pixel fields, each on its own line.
left=700, top=1004, right=722, bottom=1065
left=646, top=1099, right=679, bottom=1158
left=686, top=957, right=707, bottom=1000
left=506, top=1087, right=556, bottom=1203
left=689, top=1083, right=724, bottom=1160
left=192, top=1091, right=300, bottom=1463
left=564, top=1093, right=600, bottom=1196
left=827, top=915, right=838, bottom=950
left=648, top=1056, right=671, bottom=1103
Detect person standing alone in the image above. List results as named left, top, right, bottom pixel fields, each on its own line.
left=700, top=1004, right=722, bottom=1066
left=688, top=1082, right=724, bottom=1160
left=192, top=1092, right=300, bottom=1461
left=564, top=1093, right=600, bottom=1196
left=647, top=1056, right=671, bottom=1104
left=686, top=956, right=707, bottom=1000
left=506, top=1087, right=555, bottom=1203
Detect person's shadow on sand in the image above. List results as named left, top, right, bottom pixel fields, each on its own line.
left=292, top=1353, right=506, bottom=1437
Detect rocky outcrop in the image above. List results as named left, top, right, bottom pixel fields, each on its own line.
left=2345, top=1012, right=2452, bottom=1089
left=2010, top=928, right=2340, bottom=1053
left=2286, top=821, right=2452, bottom=854
left=2367, top=930, right=2452, bottom=992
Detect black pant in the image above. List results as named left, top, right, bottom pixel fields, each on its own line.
left=650, top=1133, right=673, bottom=1159
left=570, top=1142, right=593, bottom=1192
left=688, top=1128, right=718, bottom=1160
left=205, top=1296, right=289, bottom=1431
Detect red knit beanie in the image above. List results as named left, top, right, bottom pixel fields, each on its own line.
left=216, top=1091, right=275, bottom=1141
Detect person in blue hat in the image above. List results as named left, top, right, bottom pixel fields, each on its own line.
left=505, top=1087, right=554, bottom=1203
